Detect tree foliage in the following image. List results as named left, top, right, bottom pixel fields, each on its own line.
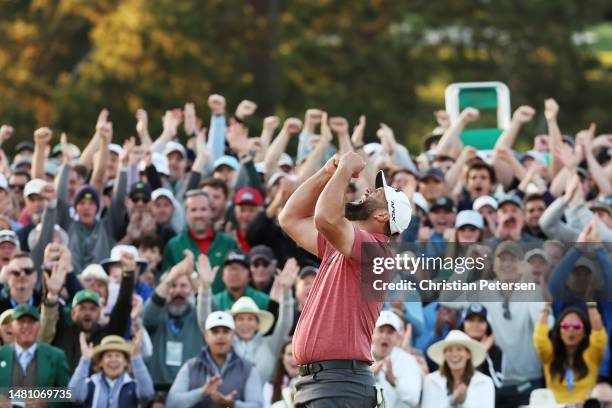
left=0, top=0, right=610, bottom=151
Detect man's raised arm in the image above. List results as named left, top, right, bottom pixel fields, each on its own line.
left=279, top=114, right=337, bottom=257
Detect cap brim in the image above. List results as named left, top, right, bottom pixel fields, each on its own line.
left=375, top=170, right=387, bottom=189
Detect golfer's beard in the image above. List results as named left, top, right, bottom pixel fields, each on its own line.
left=345, top=200, right=379, bottom=221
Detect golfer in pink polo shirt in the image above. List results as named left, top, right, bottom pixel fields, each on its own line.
left=279, top=145, right=412, bottom=407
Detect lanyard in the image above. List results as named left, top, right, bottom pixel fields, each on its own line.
left=565, top=369, right=574, bottom=391
left=168, top=318, right=183, bottom=337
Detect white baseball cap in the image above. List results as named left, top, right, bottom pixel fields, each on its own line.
left=455, top=210, right=484, bottom=230
left=473, top=195, right=498, bottom=211
left=205, top=311, right=235, bottom=331
left=24, top=179, right=47, bottom=198
left=101, top=245, right=147, bottom=271
left=80, top=264, right=110, bottom=284
left=375, top=310, right=402, bottom=332
left=163, top=141, right=187, bottom=158
left=151, top=188, right=175, bottom=206
left=109, top=144, right=124, bottom=156
left=412, top=192, right=429, bottom=214
left=139, top=152, right=170, bottom=176
left=278, top=153, right=294, bottom=168
left=375, top=171, right=412, bottom=235
left=0, top=174, right=8, bottom=191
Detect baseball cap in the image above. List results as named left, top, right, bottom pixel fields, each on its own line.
left=44, top=161, right=58, bottom=177
left=249, top=245, right=275, bottom=263
left=494, top=240, right=524, bottom=259
left=223, top=250, right=250, bottom=269
left=588, top=200, right=611, bottom=216
left=0, top=174, right=7, bottom=191
left=0, top=230, right=19, bottom=248
left=11, top=157, right=32, bottom=171
left=375, top=310, right=402, bottom=332
left=80, top=264, right=110, bottom=284
left=73, top=185, right=101, bottom=209
left=455, top=210, right=484, bottom=230
left=430, top=196, right=456, bottom=212
left=24, top=179, right=46, bottom=198
left=412, top=192, right=429, bottom=214
left=51, top=143, right=81, bottom=158
left=254, top=162, right=266, bottom=174
left=15, top=141, right=34, bottom=155
left=138, top=152, right=170, bottom=176
left=363, top=143, right=383, bottom=157
left=235, top=188, right=264, bottom=206
left=420, top=167, right=445, bottom=182
left=298, top=265, right=318, bottom=279
left=109, top=144, right=123, bottom=156
left=205, top=311, right=235, bottom=330
left=278, top=153, right=294, bottom=168
left=12, top=304, right=39, bottom=321
left=213, top=155, right=239, bottom=171
left=473, top=195, right=498, bottom=211
left=72, top=289, right=101, bottom=308
left=375, top=170, right=412, bottom=235
left=152, top=188, right=175, bottom=205
left=129, top=181, right=152, bottom=199
left=497, top=193, right=523, bottom=209
left=0, top=309, right=14, bottom=325
left=163, top=141, right=187, bottom=158
left=267, top=171, right=297, bottom=189
left=463, top=303, right=488, bottom=321
left=525, top=248, right=550, bottom=263
left=522, top=150, right=547, bottom=166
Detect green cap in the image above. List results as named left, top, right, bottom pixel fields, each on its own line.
left=72, top=289, right=101, bottom=308
left=494, top=240, right=524, bottom=259
left=13, top=304, right=40, bottom=321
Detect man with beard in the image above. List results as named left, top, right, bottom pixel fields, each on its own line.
left=279, top=135, right=412, bottom=407
left=162, top=190, right=237, bottom=293
left=40, top=251, right=135, bottom=371
left=144, top=251, right=204, bottom=389
left=485, top=194, right=542, bottom=248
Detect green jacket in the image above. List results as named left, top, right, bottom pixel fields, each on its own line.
left=0, top=343, right=70, bottom=388
left=162, top=227, right=238, bottom=293
left=214, top=286, right=270, bottom=311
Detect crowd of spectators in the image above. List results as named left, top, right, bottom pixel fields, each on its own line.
left=0, top=93, right=610, bottom=407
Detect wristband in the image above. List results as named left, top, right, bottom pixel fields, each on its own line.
left=588, top=304, right=598, bottom=309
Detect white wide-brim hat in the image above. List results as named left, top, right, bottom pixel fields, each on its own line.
left=427, top=330, right=486, bottom=367
left=230, top=296, right=275, bottom=334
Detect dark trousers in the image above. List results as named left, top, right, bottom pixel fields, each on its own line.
left=294, top=367, right=378, bottom=408
left=495, top=378, right=544, bottom=408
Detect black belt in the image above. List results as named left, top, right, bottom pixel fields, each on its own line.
left=298, top=359, right=370, bottom=376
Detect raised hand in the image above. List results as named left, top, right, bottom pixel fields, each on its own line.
left=208, top=94, right=226, bottom=115
left=119, top=136, right=136, bottom=167
left=136, top=108, right=149, bottom=138
left=459, top=107, right=480, bottom=123
left=283, top=117, right=303, bottom=135
left=338, top=151, right=366, bottom=178
left=544, top=98, right=559, bottom=121
left=95, top=108, right=109, bottom=133
left=384, top=358, right=395, bottom=385
left=197, top=254, right=218, bottom=290
left=304, top=108, right=323, bottom=131
left=130, top=294, right=143, bottom=321
left=226, top=118, right=249, bottom=156
left=59, top=132, right=74, bottom=165
left=0, top=125, right=15, bottom=145
left=319, top=112, right=332, bottom=144
left=79, top=332, right=94, bottom=360
left=562, top=173, right=581, bottom=205
left=131, top=324, right=143, bottom=356
left=34, top=127, right=52, bottom=146
left=162, top=110, right=179, bottom=139
left=235, top=100, right=257, bottom=120
left=120, top=251, right=137, bottom=273
left=329, top=116, right=349, bottom=135
left=98, top=122, right=113, bottom=145
left=45, top=262, right=68, bottom=298
left=278, top=258, right=299, bottom=290
left=263, top=116, right=280, bottom=132
left=434, top=110, right=451, bottom=128
left=513, top=106, right=536, bottom=124
left=351, top=115, right=366, bottom=147
left=184, top=103, right=197, bottom=135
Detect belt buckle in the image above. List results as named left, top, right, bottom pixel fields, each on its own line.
left=311, top=363, right=323, bottom=374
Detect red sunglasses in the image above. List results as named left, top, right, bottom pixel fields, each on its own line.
left=560, top=321, right=583, bottom=330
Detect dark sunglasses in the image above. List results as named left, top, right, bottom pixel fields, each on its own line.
left=9, top=184, right=25, bottom=190
left=252, top=260, right=270, bottom=268
left=10, top=267, right=36, bottom=277
left=131, top=195, right=151, bottom=204
left=560, top=321, right=583, bottom=330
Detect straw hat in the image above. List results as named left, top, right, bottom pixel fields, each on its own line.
left=520, top=389, right=565, bottom=408
left=92, top=335, right=133, bottom=361
left=427, top=330, right=486, bottom=367
left=0, top=309, right=13, bottom=325
left=230, top=297, right=274, bottom=334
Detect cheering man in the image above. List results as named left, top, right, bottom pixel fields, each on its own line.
left=279, top=119, right=412, bottom=407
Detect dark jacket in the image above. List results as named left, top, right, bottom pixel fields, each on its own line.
left=45, top=270, right=134, bottom=371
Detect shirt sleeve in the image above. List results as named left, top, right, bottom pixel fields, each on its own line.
left=533, top=322, right=553, bottom=364
left=235, top=366, right=264, bottom=408
left=587, top=328, right=608, bottom=366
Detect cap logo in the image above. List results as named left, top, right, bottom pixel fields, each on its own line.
left=390, top=200, right=396, bottom=222
left=243, top=192, right=253, bottom=200
left=471, top=304, right=483, bottom=312
left=84, top=193, right=92, bottom=199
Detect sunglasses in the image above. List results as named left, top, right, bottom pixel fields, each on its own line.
left=131, top=195, right=151, bottom=204
left=252, top=260, right=270, bottom=268
left=9, top=267, right=36, bottom=277
left=561, top=321, right=583, bottom=330
left=9, top=184, right=25, bottom=190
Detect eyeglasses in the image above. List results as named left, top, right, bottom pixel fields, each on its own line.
left=9, top=267, right=36, bottom=277
left=502, top=299, right=511, bottom=320
left=9, top=184, right=25, bottom=190
left=252, top=260, right=270, bottom=268
left=131, top=195, right=151, bottom=204
left=560, top=321, right=583, bottom=330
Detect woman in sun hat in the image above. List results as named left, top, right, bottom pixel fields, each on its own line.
left=69, top=330, right=154, bottom=407
left=421, top=330, right=495, bottom=408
